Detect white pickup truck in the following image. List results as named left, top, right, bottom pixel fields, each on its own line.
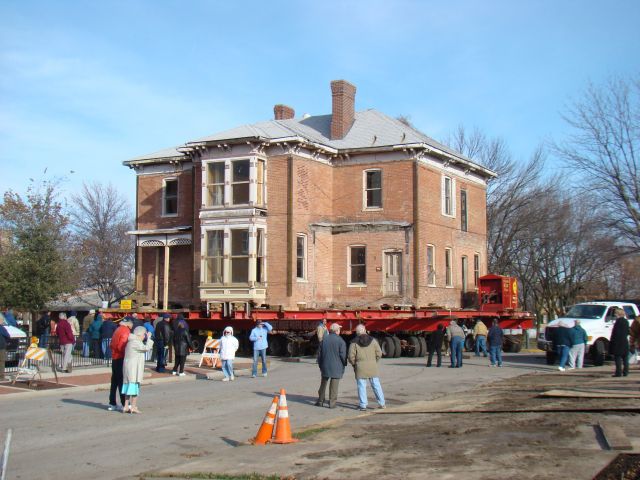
left=537, top=301, right=640, bottom=366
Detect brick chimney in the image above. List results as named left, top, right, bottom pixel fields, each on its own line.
left=274, top=104, right=295, bottom=120
left=330, top=79, right=356, bottom=140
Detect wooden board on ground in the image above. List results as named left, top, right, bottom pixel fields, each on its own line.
left=598, top=422, right=633, bottom=451
left=540, top=389, right=640, bottom=399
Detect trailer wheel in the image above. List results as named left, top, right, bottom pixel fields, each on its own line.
left=591, top=339, right=606, bottom=366
left=407, top=336, right=421, bottom=357
left=381, top=337, right=396, bottom=358
left=393, top=336, right=402, bottom=358
left=418, top=337, right=427, bottom=357
left=464, top=335, right=475, bottom=352
left=286, top=338, right=300, bottom=357
left=545, top=351, right=556, bottom=365
left=268, top=336, right=285, bottom=357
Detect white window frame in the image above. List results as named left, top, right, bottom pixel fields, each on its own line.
left=203, top=156, right=266, bottom=208
left=441, top=175, right=456, bottom=217
left=426, top=244, right=436, bottom=287
left=204, top=230, right=224, bottom=284
left=461, top=255, right=468, bottom=292
left=363, top=169, right=383, bottom=210
left=162, top=177, right=178, bottom=216
left=460, top=189, right=468, bottom=232
left=201, top=225, right=266, bottom=286
left=206, top=161, right=226, bottom=207
left=473, top=253, right=480, bottom=287
left=445, top=247, right=453, bottom=287
left=348, top=245, right=367, bottom=286
left=296, top=234, right=307, bottom=281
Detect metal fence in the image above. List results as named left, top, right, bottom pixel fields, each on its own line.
left=5, top=335, right=113, bottom=373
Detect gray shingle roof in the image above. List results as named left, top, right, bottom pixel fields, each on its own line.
left=126, top=109, right=490, bottom=173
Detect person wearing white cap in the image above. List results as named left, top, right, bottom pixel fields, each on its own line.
left=219, top=326, right=239, bottom=381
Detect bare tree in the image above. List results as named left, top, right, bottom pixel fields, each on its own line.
left=554, top=76, right=640, bottom=252
left=69, top=182, right=134, bottom=306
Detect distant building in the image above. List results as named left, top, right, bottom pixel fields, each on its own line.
left=124, top=80, right=495, bottom=310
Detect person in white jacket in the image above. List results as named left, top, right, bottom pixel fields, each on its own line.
left=219, top=326, right=239, bottom=381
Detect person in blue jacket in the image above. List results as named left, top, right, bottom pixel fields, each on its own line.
left=249, top=320, right=272, bottom=378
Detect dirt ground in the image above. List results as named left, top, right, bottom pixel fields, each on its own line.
left=146, top=368, right=640, bottom=480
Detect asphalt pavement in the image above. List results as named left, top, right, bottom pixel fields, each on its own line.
left=0, top=351, right=554, bottom=480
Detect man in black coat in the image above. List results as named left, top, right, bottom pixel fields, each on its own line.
left=554, top=322, right=572, bottom=372
left=155, top=314, right=172, bottom=373
left=316, top=323, right=347, bottom=408
left=427, top=324, right=445, bottom=367
left=609, top=309, right=630, bottom=377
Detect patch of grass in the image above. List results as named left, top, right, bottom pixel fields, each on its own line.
left=141, top=473, right=295, bottom=480
left=292, top=426, right=330, bottom=440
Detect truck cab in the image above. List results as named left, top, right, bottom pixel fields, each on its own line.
left=537, top=301, right=639, bottom=366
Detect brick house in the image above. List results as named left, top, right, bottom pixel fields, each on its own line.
left=124, top=80, right=495, bottom=311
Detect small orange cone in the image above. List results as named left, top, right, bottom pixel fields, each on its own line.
left=270, top=389, right=298, bottom=444
left=253, top=395, right=279, bottom=445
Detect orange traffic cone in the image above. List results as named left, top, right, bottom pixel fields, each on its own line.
left=253, top=395, right=279, bottom=445
left=270, top=389, right=298, bottom=444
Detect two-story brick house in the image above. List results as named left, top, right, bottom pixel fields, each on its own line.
left=124, top=80, right=495, bottom=311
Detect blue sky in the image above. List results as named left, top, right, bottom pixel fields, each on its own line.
left=1, top=1, right=639, bottom=210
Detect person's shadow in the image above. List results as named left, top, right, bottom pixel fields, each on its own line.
left=61, top=398, right=106, bottom=410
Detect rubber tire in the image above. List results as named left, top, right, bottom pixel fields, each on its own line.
left=286, top=338, right=300, bottom=357
left=546, top=351, right=556, bottom=365
left=407, top=336, right=421, bottom=358
left=381, top=337, right=396, bottom=358
left=393, top=336, right=402, bottom=358
left=268, top=336, right=284, bottom=356
left=511, top=342, right=522, bottom=353
left=418, top=336, right=427, bottom=357
left=464, top=335, right=475, bottom=352
left=191, top=335, right=206, bottom=354
left=591, top=339, right=606, bottom=366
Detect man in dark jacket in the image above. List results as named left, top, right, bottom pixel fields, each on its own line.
left=568, top=320, right=588, bottom=369
left=554, top=321, right=572, bottom=371
left=316, top=323, right=347, bottom=408
left=87, top=313, right=103, bottom=358
left=427, top=324, right=445, bottom=367
left=155, top=314, right=173, bottom=373
left=487, top=319, right=504, bottom=367
left=610, top=309, right=630, bottom=377
left=100, top=318, right=117, bottom=360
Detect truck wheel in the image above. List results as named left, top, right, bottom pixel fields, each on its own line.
left=591, top=340, right=606, bottom=366
left=418, top=336, right=427, bottom=357
left=546, top=351, right=556, bottom=365
left=393, top=336, right=402, bottom=357
left=407, top=336, right=420, bottom=357
left=381, top=337, right=396, bottom=358
left=464, top=335, right=475, bottom=352
left=511, top=342, right=522, bottom=353
left=268, top=336, right=284, bottom=356
left=286, top=338, right=300, bottom=357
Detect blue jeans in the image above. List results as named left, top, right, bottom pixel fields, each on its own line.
left=102, top=339, right=112, bottom=360
left=252, top=349, right=267, bottom=376
left=356, top=377, right=385, bottom=408
left=450, top=336, right=463, bottom=367
left=489, top=346, right=503, bottom=366
left=222, top=359, right=234, bottom=378
left=557, top=345, right=570, bottom=368
left=475, top=336, right=488, bottom=357
left=82, top=333, right=90, bottom=357
left=156, top=340, right=166, bottom=371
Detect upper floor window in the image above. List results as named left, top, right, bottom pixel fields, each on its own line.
left=207, top=162, right=225, bottom=206
left=442, top=175, right=456, bottom=217
left=460, top=190, right=468, bottom=231
left=364, top=169, right=382, bottom=209
left=203, top=227, right=265, bottom=286
left=257, top=159, right=266, bottom=206
left=205, top=158, right=260, bottom=208
left=296, top=234, right=307, bottom=280
left=445, top=247, right=453, bottom=287
left=163, top=178, right=178, bottom=216
left=349, top=246, right=367, bottom=285
left=426, top=244, right=436, bottom=286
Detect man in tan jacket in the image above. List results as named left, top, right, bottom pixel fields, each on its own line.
left=473, top=319, right=488, bottom=357
left=348, top=324, right=386, bottom=411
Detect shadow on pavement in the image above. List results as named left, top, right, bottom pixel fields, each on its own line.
left=61, top=398, right=108, bottom=410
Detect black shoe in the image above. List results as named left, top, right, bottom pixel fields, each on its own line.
left=613, top=374, right=622, bottom=377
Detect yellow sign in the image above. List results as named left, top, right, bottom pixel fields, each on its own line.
left=120, top=299, right=132, bottom=310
